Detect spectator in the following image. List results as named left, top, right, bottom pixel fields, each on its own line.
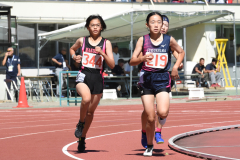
left=63, top=55, right=71, bottom=71
left=52, top=48, right=67, bottom=97
left=205, top=58, right=221, bottom=87
left=113, top=46, right=120, bottom=65
left=112, top=59, right=125, bottom=76
left=123, top=59, right=133, bottom=75
left=2, top=47, right=21, bottom=101
left=192, top=58, right=208, bottom=88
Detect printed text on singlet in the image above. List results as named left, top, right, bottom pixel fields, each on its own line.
left=145, top=48, right=168, bottom=69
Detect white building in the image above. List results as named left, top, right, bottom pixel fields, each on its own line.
left=0, top=1, right=239, bottom=99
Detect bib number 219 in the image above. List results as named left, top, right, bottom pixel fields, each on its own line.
left=145, top=52, right=168, bottom=69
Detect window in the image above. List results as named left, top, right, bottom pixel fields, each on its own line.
left=18, top=24, right=36, bottom=67
left=38, top=24, right=56, bottom=67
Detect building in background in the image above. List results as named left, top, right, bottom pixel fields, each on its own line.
left=0, top=1, right=239, bottom=77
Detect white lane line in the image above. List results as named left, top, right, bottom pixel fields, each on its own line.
left=0, top=115, right=133, bottom=125
left=62, top=130, right=140, bottom=160
left=184, top=145, right=240, bottom=149
left=0, top=123, right=139, bottom=140
left=0, top=119, right=239, bottom=141
left=2, top=115, right=240, bottom=130
left=62, top=120, right=240, bottom=159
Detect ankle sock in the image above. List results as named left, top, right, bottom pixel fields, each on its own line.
left=79, top=137, right=85, bottom=141
left=147, top=145, right=153, bottom=148
left=155, top=128, right=161, bottom=132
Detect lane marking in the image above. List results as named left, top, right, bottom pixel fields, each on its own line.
left=184, top=145, right=240, bottom=149
left=62, top=120, right=240, bottom=159
left=2, top=115, right=240, bottom=130
left=62, top=130, right=139, bottom=160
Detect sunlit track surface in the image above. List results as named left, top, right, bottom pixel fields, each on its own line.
left=0, top=101, right=239, bottom=160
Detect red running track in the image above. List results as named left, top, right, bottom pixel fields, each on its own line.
left=0, top=100, right=239, bottom=160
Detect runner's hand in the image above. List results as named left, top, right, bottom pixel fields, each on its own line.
left=75, top=55, right=82, bottom=63
left=141, top=53, right=153, bottom=63
left=95, top=46, right=103, bottom=55
left=58, top=62, right=62, bottom=66
left=171, top=67, right=179, bottom=80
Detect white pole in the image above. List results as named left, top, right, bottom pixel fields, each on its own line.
left=233, top=13, right=238, bottom=95
left=130, top=12, right=133, bottom=99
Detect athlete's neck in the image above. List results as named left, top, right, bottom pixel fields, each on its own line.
left=149, top=33, right=162, bottom=41
left=89, top=34, right=101, bottom=41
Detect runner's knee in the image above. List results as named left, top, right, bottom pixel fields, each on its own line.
left=158, top=111, right=168, bottom=119
left=147, top=115, right=155, bottom=123
left=81, top=96, right=91, bottom=105
left=87, top=111, right=95, bottom=117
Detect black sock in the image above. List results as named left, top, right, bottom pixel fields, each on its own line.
left=79, top=137, right=86, bottom=141
left=155, top=131, right=161, bottom=134
left=147, top=145, right=153, bottom=148
left=142, top=131, right=146, bottom=135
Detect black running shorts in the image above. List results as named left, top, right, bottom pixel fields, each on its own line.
left=76, top=70, right=103, bottom=94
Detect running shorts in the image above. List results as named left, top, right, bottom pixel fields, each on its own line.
left=138, top=70, right=171, bottom=96
left=76, top=70, right=103, bottom=94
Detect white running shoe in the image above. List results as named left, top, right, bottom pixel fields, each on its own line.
left=143, top=146, right=153, bottom=156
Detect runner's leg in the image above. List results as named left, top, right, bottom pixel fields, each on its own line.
left=141, top=110, right=147, bottom=131
left=81, top=93, right=102, bottom=137
left=141, top=94, right=155, bottom=145
left=76, top=83, right=91, bottom=123
left=156, top=92, right=170, bottom=120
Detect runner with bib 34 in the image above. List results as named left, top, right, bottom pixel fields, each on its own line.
left=70, top=15, right=115, bottom=153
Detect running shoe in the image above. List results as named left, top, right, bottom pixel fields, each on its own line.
left=75, top=122, right=85, bottom=138
left=143, top=145, right=153, bottom=156
left=155, top=132, right=164, bottom=144
left=77, top=138, right=86, bottom=153
left=141, top=132, right=148, bottom=149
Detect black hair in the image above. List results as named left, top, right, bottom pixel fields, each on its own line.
left=85, top=15, right=107, bottom=31
left=212, top=58, right=217, bottom=63
left=146, top=12, right=163, bottom=24
left=118, top=59, right=124, bottom=64
left=200, top=58, right=205, bottom=61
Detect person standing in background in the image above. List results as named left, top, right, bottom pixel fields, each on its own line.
left=113, top=46, right=119, bottom=65
left=52, top=48, right=67, bottom=97
left=2, top=47, right=21, bottom=101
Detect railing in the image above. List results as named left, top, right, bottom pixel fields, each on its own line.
left=5, top=0, right=240, bottom=4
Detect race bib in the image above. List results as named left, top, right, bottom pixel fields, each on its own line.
left=8, top=65, right=13, bottom=72
left=145, top=52, right=168, bottom=69
left=76, top=72, right=86, bottom=83
left=82, top=52, right=103, bottom=69
left=63, top=62, right=66, bottom=68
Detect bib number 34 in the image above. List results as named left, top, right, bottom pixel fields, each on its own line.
left=82, top=52, right=103, bottom=69
left=145, top=52, right=168, bottom=69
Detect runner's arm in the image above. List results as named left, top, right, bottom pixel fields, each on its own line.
left=129, top=37, right=143, bottom=66
left=101, top=40, right=115, bottom=69
left=70, top=38, right=83, bottom=63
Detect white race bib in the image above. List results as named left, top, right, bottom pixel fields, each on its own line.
left=76, top=72, right=86, bottom=83
left=82, top=52, right=103, bottom=69
left=8, top=65, right=13, bottom=72
left=63, top=62, right=66, bottom=68
left=145, top=52, right=168, bottom=69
